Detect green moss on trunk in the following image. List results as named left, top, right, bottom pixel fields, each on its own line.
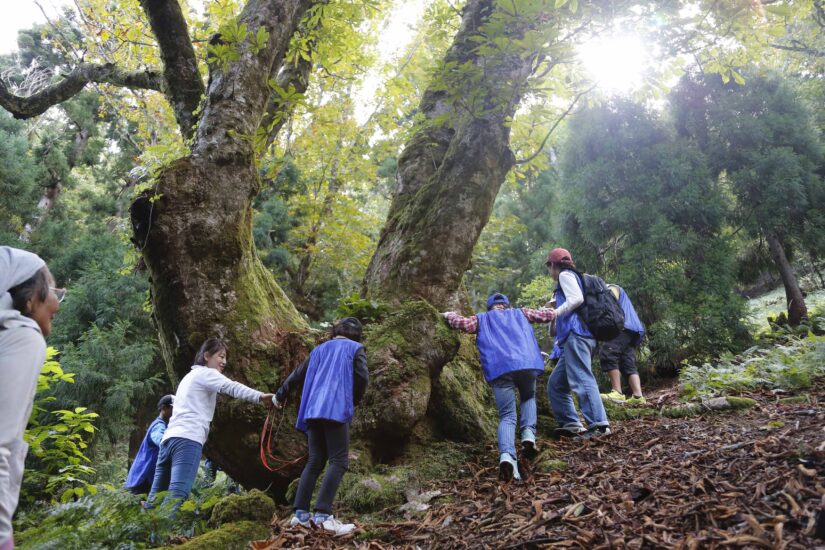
left=429, top=334, right=496, bottom=441
left=353, top=301, right=459, bottom=448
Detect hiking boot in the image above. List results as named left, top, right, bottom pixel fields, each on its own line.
left=289, top=510, right=311, bottom=528
left=626, top=395, right=647, bottom=406
left=573, top=425, right=612, bottom=441
left=601, top=390, right=626, bottom=404
left=520, top=428, right=538, bottom=460
left=499, top=453, right=522, bottom=482
left=313, top=513, right=356, bottom=536
left=552, top=425, right=586, bottom=439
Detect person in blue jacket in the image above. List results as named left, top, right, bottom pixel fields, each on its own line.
left=545, top=247, right=611, bottom=441
left=443, top=294, right=555, bottom=481
left=599, top=285, right=646, bottom=405
left=125, top=394, right=174, bottom=495
left=275, top=317, right=369, bottom=537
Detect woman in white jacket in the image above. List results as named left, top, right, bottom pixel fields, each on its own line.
left=145, top=338, right=274, bottom=514
left=0, top=247, right=62, bottom=550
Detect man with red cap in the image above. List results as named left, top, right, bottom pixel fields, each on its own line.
left=544, top=248, right=611, bottom=440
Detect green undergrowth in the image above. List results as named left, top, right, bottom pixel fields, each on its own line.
left=14, top=469, right=241, bottom=549
left=679, top=333, right=825, bottom=399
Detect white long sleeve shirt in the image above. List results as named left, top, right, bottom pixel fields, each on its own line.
left=162, top=365, right=263, bottom=446
left=554, top=270, right=584, bottom=318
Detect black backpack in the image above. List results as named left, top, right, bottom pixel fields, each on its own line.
left=566, top=270, right=624, bottom=341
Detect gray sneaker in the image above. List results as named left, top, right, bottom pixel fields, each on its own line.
left=520, top=428, right=538, bottom=459
left=573, top=425, right=612, bottom=441
left=553, top=425, right=586, bottom=439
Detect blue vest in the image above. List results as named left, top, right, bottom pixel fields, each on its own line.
left=476, top=309, right=544, bottom=383
left=125, top=416, right=166, bottom=489
left=617, top=287, right=645, bottom=345
left=554, top=270, right=593, bottom=346
left=296, top=338, right=362, bottom=432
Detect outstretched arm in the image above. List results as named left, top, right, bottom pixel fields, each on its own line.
left=442, top=312, right=479, bottom=334
left=200, top=368, right=264, bottom=403
left=521, top=307, right=556, bottom=324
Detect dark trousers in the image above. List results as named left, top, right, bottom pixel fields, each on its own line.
left=293, top=420, right=349, bottom=514
left=598, top=329, right=639, bottom=376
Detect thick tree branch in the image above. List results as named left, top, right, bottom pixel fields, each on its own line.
left=138, top=0, right=205, bottom=138
left=0, top=63, right=162, bottom=120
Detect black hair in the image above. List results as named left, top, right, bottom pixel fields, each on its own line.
left=9, top=267, right=52, bottom=316
left=549, top=258, right=577, bottom=271
left=194, top=337, right=228, bottom=365
left=332, top=317, right=363, bottom=342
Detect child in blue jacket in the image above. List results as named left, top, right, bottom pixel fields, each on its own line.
left=275, top=317, right=369, bottom=536
left=125, top=395, right=174, bottom=495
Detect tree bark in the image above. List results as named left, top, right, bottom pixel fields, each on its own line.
left=362, top=0, right=535, bottom=311
left=766, top=232, right=808, bottom=326
left=138, top=0, right=205, bottom=138
left=0, top=64, right=162, bottom=120
left=129, top=0, right=318, bottom=490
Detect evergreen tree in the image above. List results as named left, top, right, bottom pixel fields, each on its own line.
left=559, top=99, right=749, bottom=371
left=672, top=73, right=825, bottom=325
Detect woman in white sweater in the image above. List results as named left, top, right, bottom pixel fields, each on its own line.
left=145, top=338, right=274, bottom=514
left=0, top=247, right=62, bottom=550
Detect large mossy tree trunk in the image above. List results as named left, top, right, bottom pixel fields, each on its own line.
left=128, top=0, right=318, bottom=490
left=766, top=232, right=808, bottom=326
left=356, top=0, right=537, bottom=451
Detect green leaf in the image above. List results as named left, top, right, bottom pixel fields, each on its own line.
left=764, top=5, right=794, bottom=17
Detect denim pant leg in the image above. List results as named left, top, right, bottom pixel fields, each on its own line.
left=565, top=335, right=609, bottom=428
left=490, top=374, right=517, bottom=458
left=314, top=421, right=349, bottom=514
left=160, top=437, right=203, bottom=516
left=512, top=370, right=537, bottom=434
left=547, top=354, right=584, bottom=429
left=293, top=423, right=327, bottom=512
left=145, top=440, right=173, bottom=508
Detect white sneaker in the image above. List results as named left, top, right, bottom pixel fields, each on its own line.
left=289, top=511, right=311, bottom=528
left=498, top=453, right=522, bottom=482
left=315, top=514, right=356, bottom=536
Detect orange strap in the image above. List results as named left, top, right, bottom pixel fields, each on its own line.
left=260, top=407, right=306, bottom=473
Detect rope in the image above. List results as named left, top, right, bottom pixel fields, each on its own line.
left=260, top=406, right=306, bottom=473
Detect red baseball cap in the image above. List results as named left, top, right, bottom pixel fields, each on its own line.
left=545, top=247, right=572, bottom=265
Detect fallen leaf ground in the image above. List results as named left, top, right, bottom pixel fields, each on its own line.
left=254, top=383, right=825, bottom=549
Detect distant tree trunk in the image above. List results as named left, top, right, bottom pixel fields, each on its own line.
left=766, top=232, right=807, bottom=326
left=362, top=0, right=535, bottom=311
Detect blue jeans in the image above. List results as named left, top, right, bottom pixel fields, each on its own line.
left=145, top=437, right=202, bottom=516
left=547, top=334, right=609, bottom=429
left=491, top=370, right=538, bottom=458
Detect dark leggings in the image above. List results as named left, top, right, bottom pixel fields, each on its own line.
left=293, top=420, right=349, bottom=514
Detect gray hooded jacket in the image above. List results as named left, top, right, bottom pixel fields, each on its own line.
left=0, top=246, right=48, bottom=544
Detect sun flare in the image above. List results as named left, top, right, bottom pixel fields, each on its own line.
left=578, top=33, right=650, bottom=93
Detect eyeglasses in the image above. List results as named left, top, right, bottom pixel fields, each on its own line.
left=50, top=287, right=66, bottom=303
